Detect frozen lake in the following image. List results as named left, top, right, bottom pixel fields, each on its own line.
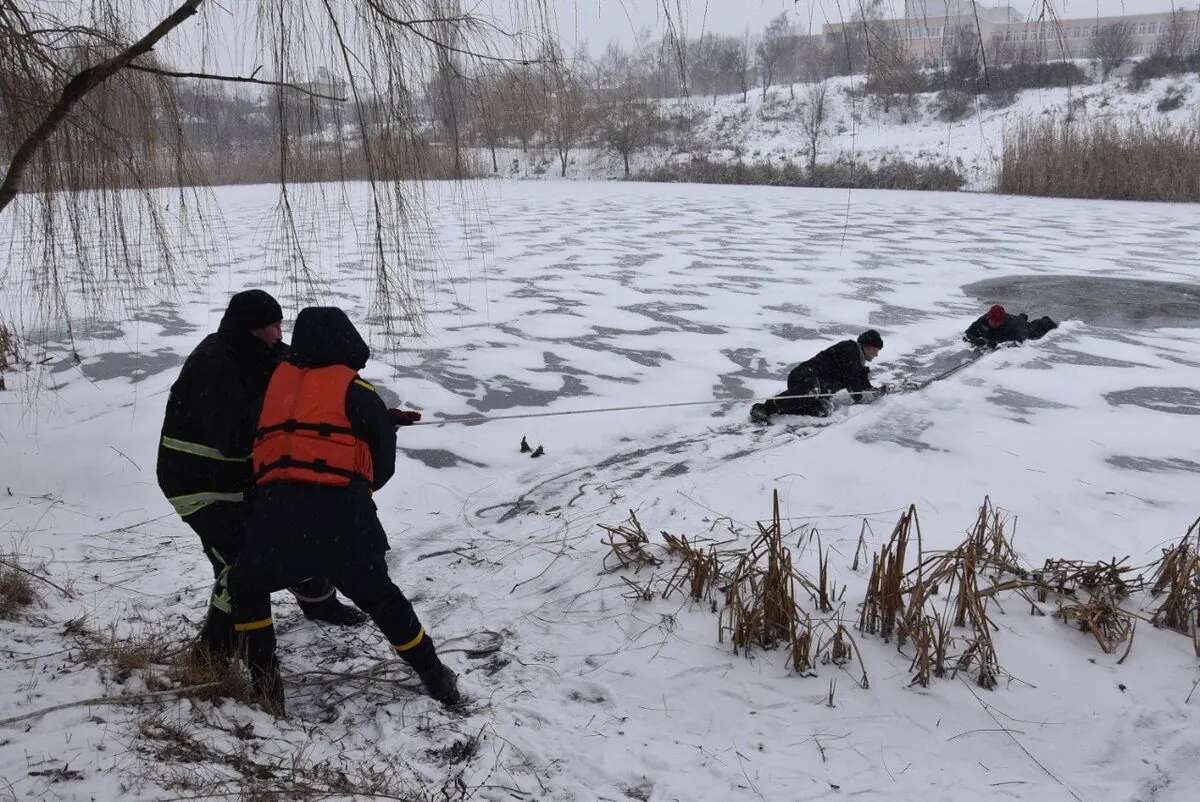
left=3, top=181, right=1200, bottom=801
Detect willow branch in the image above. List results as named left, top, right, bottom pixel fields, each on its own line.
left=0, top=0, right=206, bottom=215
left=125, top=63, right=348, bottom=102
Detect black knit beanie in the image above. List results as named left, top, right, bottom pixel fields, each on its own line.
left=857, top=329, right=884, bottom=350
left=222, top=289, right=283, bottom=331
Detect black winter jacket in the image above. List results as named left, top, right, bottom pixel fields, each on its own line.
left=790, top=340, right=877, bottom=402
left=157, top=316, right=286, bottom=511
left=964, top=313, right=1029, bottom=348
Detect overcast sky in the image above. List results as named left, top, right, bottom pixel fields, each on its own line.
left=160, top=0, right=1193, bottom=77
left=552, top=1, right=1193, bottom=50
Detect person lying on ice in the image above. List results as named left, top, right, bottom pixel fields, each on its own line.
left=750, top=330, right=888, bottom=423
left=157, top=290, right=367, bottom=665
left=227, top=306, right=458, bottom=715
left=964, top=304, right=1057, bottom=349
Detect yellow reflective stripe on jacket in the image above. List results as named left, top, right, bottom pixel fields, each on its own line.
left=161, top=436, right=249, bottom=463
left=353, top=378, right=376, bottom=392
left=168, top=491, right=245, bottom=517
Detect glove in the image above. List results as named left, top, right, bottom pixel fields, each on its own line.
left=388, top=408, right=422, bottom=427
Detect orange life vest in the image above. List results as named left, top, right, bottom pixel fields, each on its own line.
left=253, top=363, right=375, bottom=487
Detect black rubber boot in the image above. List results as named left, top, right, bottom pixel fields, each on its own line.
left=399, top=636, right=462, bottom=707
left=298, top=594, right=370, bottom=627
left=194, top=607, right=236, bottom=664
left=241, top=629, right=286, bottom=717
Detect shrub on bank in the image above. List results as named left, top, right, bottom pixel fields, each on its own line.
left=634, top=156, right=964, bottom=192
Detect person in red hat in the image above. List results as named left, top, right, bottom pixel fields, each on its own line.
left=964, top=304, right=1057, bottom=348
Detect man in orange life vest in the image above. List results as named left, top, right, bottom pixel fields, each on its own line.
left=226, top=306, right=459, bottom=714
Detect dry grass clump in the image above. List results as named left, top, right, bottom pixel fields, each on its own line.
left=660, top=532, right=719, bottom=602
left=603, top=493, right=1200, bottom=696
left=599, top=492, right=869, bottom=686
left=1035, top=557, right=1139, bottom=601
left=999, top=117, right=1200, bottom=202
left=719, top=492, right=801, bottom=652
left=1148, top=518, right=1200, bottom=653
left=600, top=511, right=661, bottom=574
left=1058, top=596, right=1135, bottom=655
left=857, top=499, right=1018, bottom=689
left=0, top=557, right=40, bottom=619
left=169, top=645, right=254, bottom=704
left=718, top=493, right=868, bottom=685
left=0, top=321, right=19, bottom=391
left=75, top=620, right=188, bottom=688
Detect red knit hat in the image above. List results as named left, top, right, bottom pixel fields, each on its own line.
left=987, top=304, right=1006, bottom=327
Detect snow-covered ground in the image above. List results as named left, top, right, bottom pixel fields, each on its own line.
left=497, top=69, right=1200, bottom=190
left=3, top=180, right=1200, bottom=800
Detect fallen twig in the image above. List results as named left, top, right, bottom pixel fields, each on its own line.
left=0, top=682, right=220, bottom=727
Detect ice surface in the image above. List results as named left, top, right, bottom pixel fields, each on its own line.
left=964, top=275, right=1200, bottom=330
left=3, top=181, right=1200, bottom=801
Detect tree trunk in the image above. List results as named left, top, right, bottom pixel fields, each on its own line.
left=490, top=145, right=498, bottom=173
left=623, top=151, right=630, bottom=177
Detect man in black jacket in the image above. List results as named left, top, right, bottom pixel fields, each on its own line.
left=750, top=330, right=887, bottom=423
left=227, top=306, right=459, bottom=715
left=157, top=290, right=366, bottom=662
left=964, top=304, right=1057, bottom=348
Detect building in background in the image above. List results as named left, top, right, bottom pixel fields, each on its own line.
left=825, top=3, right=1200, bottom=66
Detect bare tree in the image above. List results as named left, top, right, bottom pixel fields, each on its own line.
left=1156, top=10, right=1198, bottom=62
left=756, top=13, right=791, bottom=101
left=469, top=74, right=504, bottom=173
left=0, top=1, right=552, bottom=338
left=865, top=19, right=924, bottom=106
left=593, top=43, right=662, bottom=177
left=1091, top=22, right=1135, bottom=80
left=495, top=66, right=545, bottom=155
left=545, top=65, right=589, bottom=178
left=729, top=32, right=754, bottom=104
left=688, top=33, right=725, bottom=104
left=800, top=80, right=828, bottom=174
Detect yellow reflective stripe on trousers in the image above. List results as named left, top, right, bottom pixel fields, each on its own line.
left=161, top=435, right=249, bottom=463
left=393, top=628, right=426, bottom=653
left=168, top=491, right=245, bottom=517
left=235, top=617, right=274, bottom=632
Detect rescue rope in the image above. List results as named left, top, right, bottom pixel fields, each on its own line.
left=400, top=348, right=994, bottom=429
left=405, top=388, right=862, bottom=428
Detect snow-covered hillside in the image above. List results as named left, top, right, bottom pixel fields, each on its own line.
left=500, top=69, right=1200, bottom=190
left=3, top=182, right=1200, bottom=800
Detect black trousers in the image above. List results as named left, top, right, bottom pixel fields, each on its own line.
left=1027, top=316, right=1058, bottom=340
left=183, top=501, right=337, bottom=616
left=228, top=484, right=429, bottom=677
left=764, top=366, right=831, bottom=417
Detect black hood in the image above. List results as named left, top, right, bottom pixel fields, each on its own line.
left=218, top=289, right=282, bottom=334
left=289, top=307, right=369, bottom=370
